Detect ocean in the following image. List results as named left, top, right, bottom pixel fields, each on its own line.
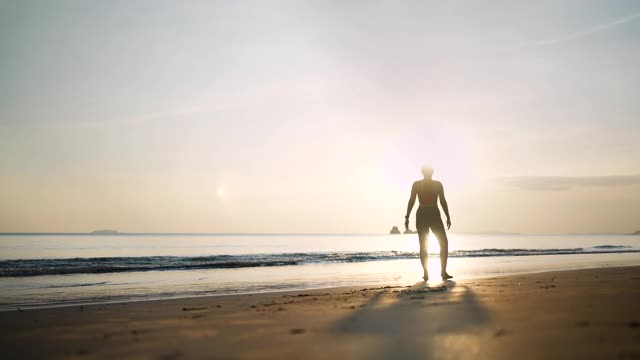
left=1, top=233, right=639, bottom=310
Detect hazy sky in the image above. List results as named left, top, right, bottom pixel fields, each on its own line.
left=1, top=0, right=639, bottom=233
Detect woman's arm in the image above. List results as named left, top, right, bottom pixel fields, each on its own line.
left=438, top=182, right=451, bottom=229
left=405, top=182, right=418, bottom=229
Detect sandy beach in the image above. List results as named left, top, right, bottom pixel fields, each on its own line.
left=5, top=1, right=640, bottom=359
left=1, top=266, right=639, bottom=359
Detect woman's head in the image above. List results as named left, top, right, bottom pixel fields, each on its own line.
left=421, top=165, right=434, bottom=178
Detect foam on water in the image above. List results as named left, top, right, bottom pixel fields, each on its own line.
left=1, top=246, right=639, bottom=277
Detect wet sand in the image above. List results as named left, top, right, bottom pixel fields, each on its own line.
left=1, top=266, right=639, bottom=359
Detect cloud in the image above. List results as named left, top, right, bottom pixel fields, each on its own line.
left=520, top=11, right=640, bottom=48
left=500, top=174, right=640, bottom=191
left=118, top=66, right=356, bottom=125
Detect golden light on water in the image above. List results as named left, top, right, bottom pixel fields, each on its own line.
left=427, top=238, right=442, bottom=255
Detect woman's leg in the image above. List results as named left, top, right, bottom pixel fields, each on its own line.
left=431, top=220, right=451, bottom=278
left=417, top=223, right=430, bottom=280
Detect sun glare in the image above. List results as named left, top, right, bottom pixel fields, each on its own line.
left=383, top=124, right=475, bottom=192
left=216, top=186, right=225, bottom=199
left=426, top=236, right=442, bottom=255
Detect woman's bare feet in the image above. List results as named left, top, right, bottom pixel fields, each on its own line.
left=423, top=273, right=429, bottom=281
left=441, top=272, right=453, bottom=280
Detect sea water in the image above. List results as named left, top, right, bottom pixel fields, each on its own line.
left=1, top=233, right=639, bottom=310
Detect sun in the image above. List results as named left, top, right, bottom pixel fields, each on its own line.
left=216, top=186, right=225, bottom=199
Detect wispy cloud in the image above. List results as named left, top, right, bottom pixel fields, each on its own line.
left=120, top=67, right=356, bottom=125
left=521, top=11, right=640, bottom=48
left=501, top=174, right=640, bottom=191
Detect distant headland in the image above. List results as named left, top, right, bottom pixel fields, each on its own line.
left=91, top=230, right=120, bottom=235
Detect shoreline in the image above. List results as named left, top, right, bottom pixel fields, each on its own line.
left=2, top=266, right=639, bottom=359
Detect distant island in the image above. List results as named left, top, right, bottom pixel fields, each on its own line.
left=632, top=230, right=640, bottom=235
left=91, top=230, right=120, bottom=235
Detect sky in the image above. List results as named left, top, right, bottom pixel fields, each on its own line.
left=1, top=0, right=639, bottom=234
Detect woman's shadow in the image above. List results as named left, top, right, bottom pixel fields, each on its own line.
left=333, top=281, right=489, bottom=359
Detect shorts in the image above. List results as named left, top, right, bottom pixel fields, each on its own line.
left=416, top=206, right=448, bottom=244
